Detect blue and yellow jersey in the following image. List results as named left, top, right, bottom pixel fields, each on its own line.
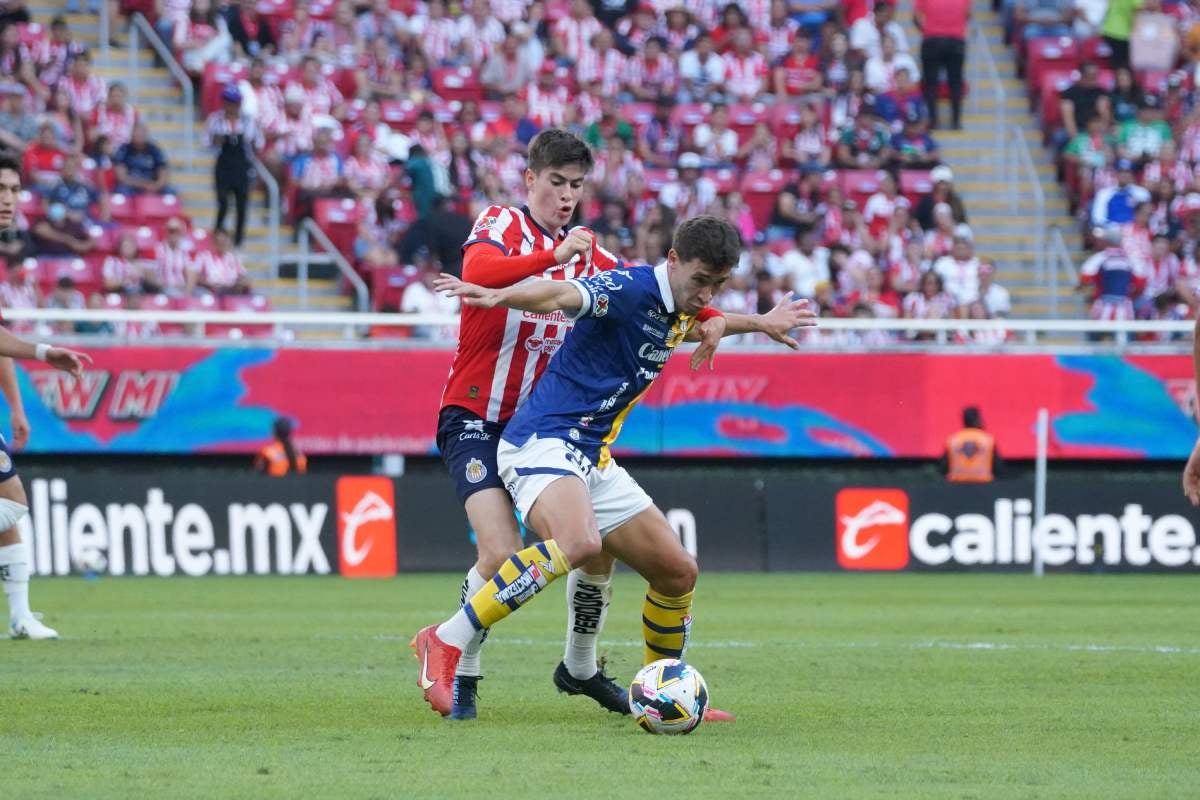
left=501, top=263, right=694, bottom=469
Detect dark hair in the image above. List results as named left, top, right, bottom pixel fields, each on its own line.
left=963, top=406, right=982, bottom=428
left=526, top=128, right=594, bottom=174
left=0, top=152, right=20, bottom=176
left=273, top=417, right=299, bottom=472
left=671, top=215, right=742, bottom=271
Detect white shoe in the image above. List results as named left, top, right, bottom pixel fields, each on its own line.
left=10, top=614, right=59, bottom=640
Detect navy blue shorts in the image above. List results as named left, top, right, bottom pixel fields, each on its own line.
left=437, top=406, right=507, bottom=503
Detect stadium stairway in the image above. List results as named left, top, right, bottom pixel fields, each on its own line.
left=27, top=5, right=353, bottom=320
left=898, top=0, right=1082, bottom=318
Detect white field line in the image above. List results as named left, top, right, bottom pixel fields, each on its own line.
left=346, top=635, right=1200, bottom=655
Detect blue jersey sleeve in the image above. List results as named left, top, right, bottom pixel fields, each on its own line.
left=566, top=267, right=650, bottom=323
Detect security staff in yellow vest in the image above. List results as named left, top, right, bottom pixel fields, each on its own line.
left=254, top=417, right=308, bottom=477
left=941, top=406, right=1000, bottom=483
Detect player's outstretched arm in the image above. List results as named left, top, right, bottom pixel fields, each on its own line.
left=723, top=293, right=819, bottom=349
left=1183, top=316, right=1200, bottom=505
left=434, top=273, right=584, bottom=315
left=0, top=327, right=91, bottom=378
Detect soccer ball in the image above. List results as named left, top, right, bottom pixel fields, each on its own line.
left=72, top=549, right=108, bottom=576
left=628, top=659, right=709, bottom=735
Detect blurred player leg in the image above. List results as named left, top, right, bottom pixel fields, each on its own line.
left=0, top=476, right=56, bottom=639
left=603, top=504, right=734, bottom=722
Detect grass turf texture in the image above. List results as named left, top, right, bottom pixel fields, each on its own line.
left=5, top=574, right=1198, bottom=799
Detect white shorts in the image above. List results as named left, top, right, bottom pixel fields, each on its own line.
left=497, top=434, right=654, bottom=536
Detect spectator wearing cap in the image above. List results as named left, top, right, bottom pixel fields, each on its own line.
left=891, top=108, right=940, bottom=169
left=226, top=0, right=276, bottom=59
left=864, top=32, right=920, bottom=94
left=625, top=36, right=678, bottom=102
left=1118, top=95, right=1173, bottom=163
left=781, top=101, right=830, bottom=170
left=662, top=4, right=698, bottom=54
left=978, top=262, right=1011, bottom=317
left=659, top=152, right=717, bottom=223
left=0, top=83, right=36, bottom=152
left=740, top=230, right=783, bottom=284
left=915, top=165, right=967, bottom=230
left=481, top=33, right=536, bottom=98
left=207, top=85, right=261, bottom=247
left=722, top=28, right=769, bottom=103
left=851, top=3, right=909, bottom=60
left=914, top=0, right=969, bottom=129
left=933, top=223, right=982, bottom=306
left=1090, top=159, right=1152, bottom=227
left=835, top=103, right=894, bottom=168
left=773, top=29, right=823, bottom=100
left=677, top=31, right=726, bottom=103
left=692, top=103, right=739, bottom=167
left=526, top=62, right=573, bottom=128
left=1080, top=224, right=1144, bottom=321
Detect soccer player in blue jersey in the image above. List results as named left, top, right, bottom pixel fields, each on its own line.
left=412, top=215, right=816, bottom=716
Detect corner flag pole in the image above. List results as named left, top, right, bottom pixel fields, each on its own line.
left=1033, top=408, right=1049, bottom=578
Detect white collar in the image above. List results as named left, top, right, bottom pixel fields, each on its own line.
left=653, top=262, right=675, bottom=313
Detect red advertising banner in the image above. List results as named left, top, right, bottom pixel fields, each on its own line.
left=7, top=349, right=1196, bottom=459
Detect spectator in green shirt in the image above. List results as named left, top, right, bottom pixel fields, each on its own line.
left=1101, top=0, right=1142, bottom=69
left=1065, top=114, right=1116, bottom=171
left=584, top=95, right=634, bottom=150
left=1118, top=95, right=1172, bottom=163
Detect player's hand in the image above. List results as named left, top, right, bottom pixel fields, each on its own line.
left=46, top=347, right=91, bottom=379
left=1183, top=440, right=1200, bottom=505
left=553, top=227, right=593, bottom=265
left=758, top=292, right=818, bottom=350
left=433, top=273, right=502, bottom=308
left=691, top=315, right=727, bottom=372
left=9, top=408, right=29, bottom=451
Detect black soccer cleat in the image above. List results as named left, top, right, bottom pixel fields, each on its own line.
left=448, top=675, right=479, bottom=720
left=552, top=661, right=630, bottom=715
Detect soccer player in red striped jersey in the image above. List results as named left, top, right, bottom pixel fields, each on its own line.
left=430, top=129, right=804, bottom=720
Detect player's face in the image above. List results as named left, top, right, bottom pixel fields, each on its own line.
left=526, top=163, right=588, bottom=232
left=669, top=251, right=730, bottom=316
left=0, top=168, right=20, bottom=229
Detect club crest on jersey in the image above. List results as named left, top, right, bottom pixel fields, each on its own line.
left=465, top=458, right=487, bottom=484
left=593, top=294, right=609, bottom=317
left=464, top=419, right=485, bottom=432
left=0, top=451, right=11, bottom=472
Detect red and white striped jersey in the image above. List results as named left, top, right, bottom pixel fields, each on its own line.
left=576, top=48, right=627, bottom=98
left=345, top=153, right=389, bottom=193
left=0, top=280, right=39, bottom=310
left=524, top=84, right=572, bottom=127
left=738, top=0, right=772, bottom=29
left=91, top=103, right=138, bottom=149
left=622, top=53, right=677, bottom=95
left=62, top=73, right=107, bottom=118
left=153, top=241, right=195, bottom=293
left=196, top=250, right=246, bottom=289
left=764, top=18, right=799, bottom=61
left=722, top=52, right=768, bottom=99
left=478, top=152, right=527, bottom=198
left=286, top=78, right=343, bottom=117
left=442, top=204, right=623, bottom=423
left=553, top=15, right=603, bottom=64
left=456, top=16, right=505, bottom=65
left=489, top=0, right=527, bottom=22
left=419, top=17, right=461, bottom=65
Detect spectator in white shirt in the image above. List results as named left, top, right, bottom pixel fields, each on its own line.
left=978, top=262, right=1011, bottom=317
left=850, top=1, right=909, bottom=61
left=677, top=31, right=727, bottom=103
left=659, top=152, right=717, bottom=221
left=691, top=103, right=740, bottom=166
left=778, top=230, right=831, bottom=299
left=933, top=223, right=982, bottom=305
left=864, top=32, right=920, bottom=93
left=401, top=259, right=460, bottom=339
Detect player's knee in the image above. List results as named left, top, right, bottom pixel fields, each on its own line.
left=558, top=532, right=602, bottom=568
left=652, top=553, right=698, bottom=597
left=476, top=535, right=521, bottom=576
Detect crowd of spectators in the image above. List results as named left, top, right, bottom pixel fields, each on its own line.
left=1015, top=0, right=1200, bottom=324
left=0, top=7, right=264, bottom=333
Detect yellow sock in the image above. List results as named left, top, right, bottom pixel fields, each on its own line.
left=463, top=540, right=571, bottom=630
left=642, top=587, right=693, bottom=664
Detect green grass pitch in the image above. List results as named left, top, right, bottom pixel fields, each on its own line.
left=5, top=573, right=1198, bottom=799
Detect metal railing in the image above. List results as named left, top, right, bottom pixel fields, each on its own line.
left=8, top=309, right=1192, bottom=351
left=969, top=23, right=1007, bottom=166
left=251, top=154, right=281, bottom=277
left=99, top=0, right=111, bottom=59
left=128, top=13, right=194, bottom=170
left=1047, top=225, right=1079, bottom=318
left=1008, top=125, right=1047, bottom=293
left=297, top=218, right=370, bottom=313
